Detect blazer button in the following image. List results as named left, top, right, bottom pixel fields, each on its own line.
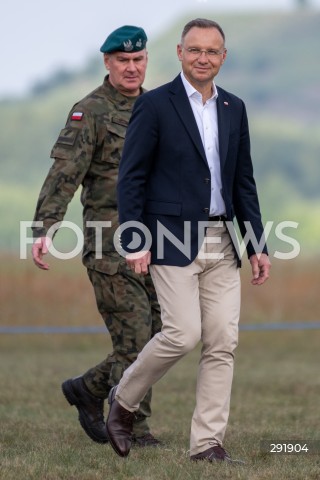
left=203, top=208, right=209, bottom=214
left=204, top=178, right=210, bottom=184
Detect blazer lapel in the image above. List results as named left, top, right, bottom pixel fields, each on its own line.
left=216, top=89, right=231, bottom=169
left=169, top=76, right=207, bottom=165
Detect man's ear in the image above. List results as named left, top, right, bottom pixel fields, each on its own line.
left=103, top=53, right=110, bottom=70
left=177, top=44, right=183, bottom=62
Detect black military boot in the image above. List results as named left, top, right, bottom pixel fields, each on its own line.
left=62, top=376, right=108, bottom=443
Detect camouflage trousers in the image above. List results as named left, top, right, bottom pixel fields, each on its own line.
left=82, top=257, right=162, bottom=437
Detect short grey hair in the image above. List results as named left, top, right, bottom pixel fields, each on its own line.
left=181, top=18, right=225, bottom=44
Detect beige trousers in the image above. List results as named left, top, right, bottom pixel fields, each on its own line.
left=116, top=224, right=241, bottom=455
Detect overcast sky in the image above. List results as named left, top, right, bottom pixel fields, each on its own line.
left=1, top=0, right=319, bottom=98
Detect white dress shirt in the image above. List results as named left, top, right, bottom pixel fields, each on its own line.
left=180, top=72, right=226, bottom=216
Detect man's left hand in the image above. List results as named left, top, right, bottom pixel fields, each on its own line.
left=249, top=253, right=271, bottom=286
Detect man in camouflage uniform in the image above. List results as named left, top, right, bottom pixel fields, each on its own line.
left=32, top=25, right=162, bottom=447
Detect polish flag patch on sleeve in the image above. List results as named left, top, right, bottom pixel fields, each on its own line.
left=71, top=112, right=84, bottom=121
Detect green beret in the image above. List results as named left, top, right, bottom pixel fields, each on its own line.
left=100, top=25, right=147, bottom=53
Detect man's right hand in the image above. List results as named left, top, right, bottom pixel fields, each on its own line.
left=126, top=250, right=151, bottom=275
left=32, top=237, right=52, bottom=270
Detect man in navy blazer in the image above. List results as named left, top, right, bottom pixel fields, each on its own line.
left=107, top=18, right=271, bottom=463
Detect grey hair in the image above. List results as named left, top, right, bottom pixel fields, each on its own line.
left=181, top=18, right=225, bottom=44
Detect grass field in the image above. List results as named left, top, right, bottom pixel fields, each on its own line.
left=1, top=254, right=320, bottom=479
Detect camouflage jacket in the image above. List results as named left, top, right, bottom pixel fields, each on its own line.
left=32, top=75, right=143, bottom=273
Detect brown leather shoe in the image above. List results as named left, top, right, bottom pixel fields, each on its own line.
left=61, top=376, right=108, bottom=444
left=106, top=386, right=134, bottom=457
left=132, top=432, right=162, bottom=447
left=190, top=445, right=245, bottom=464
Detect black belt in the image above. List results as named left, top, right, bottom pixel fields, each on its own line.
left=209, top=215, right=226, bottom=221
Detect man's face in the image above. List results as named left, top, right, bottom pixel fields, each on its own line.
left=177, top=27, right=227, bottom=89
left=104, top=49, right=148, bottom=96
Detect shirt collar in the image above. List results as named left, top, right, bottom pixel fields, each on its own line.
left=103, top=75, right=144, bottom=110
left=180, top=71, right=218, bottom=103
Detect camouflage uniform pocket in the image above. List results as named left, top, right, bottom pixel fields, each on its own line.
left=50, top=128, right=80, bottom=158
left=87, top=264, right=150, bottom=315
left=102, top=120, right=127, bottom=165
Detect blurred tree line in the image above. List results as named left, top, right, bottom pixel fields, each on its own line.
left=1, top=11, right=319, bottom=253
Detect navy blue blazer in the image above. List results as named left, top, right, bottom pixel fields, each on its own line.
left=117, top=74, right=267, bottom=266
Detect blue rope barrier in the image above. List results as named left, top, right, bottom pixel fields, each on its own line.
left=1, top=322, right=320, bottom=334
